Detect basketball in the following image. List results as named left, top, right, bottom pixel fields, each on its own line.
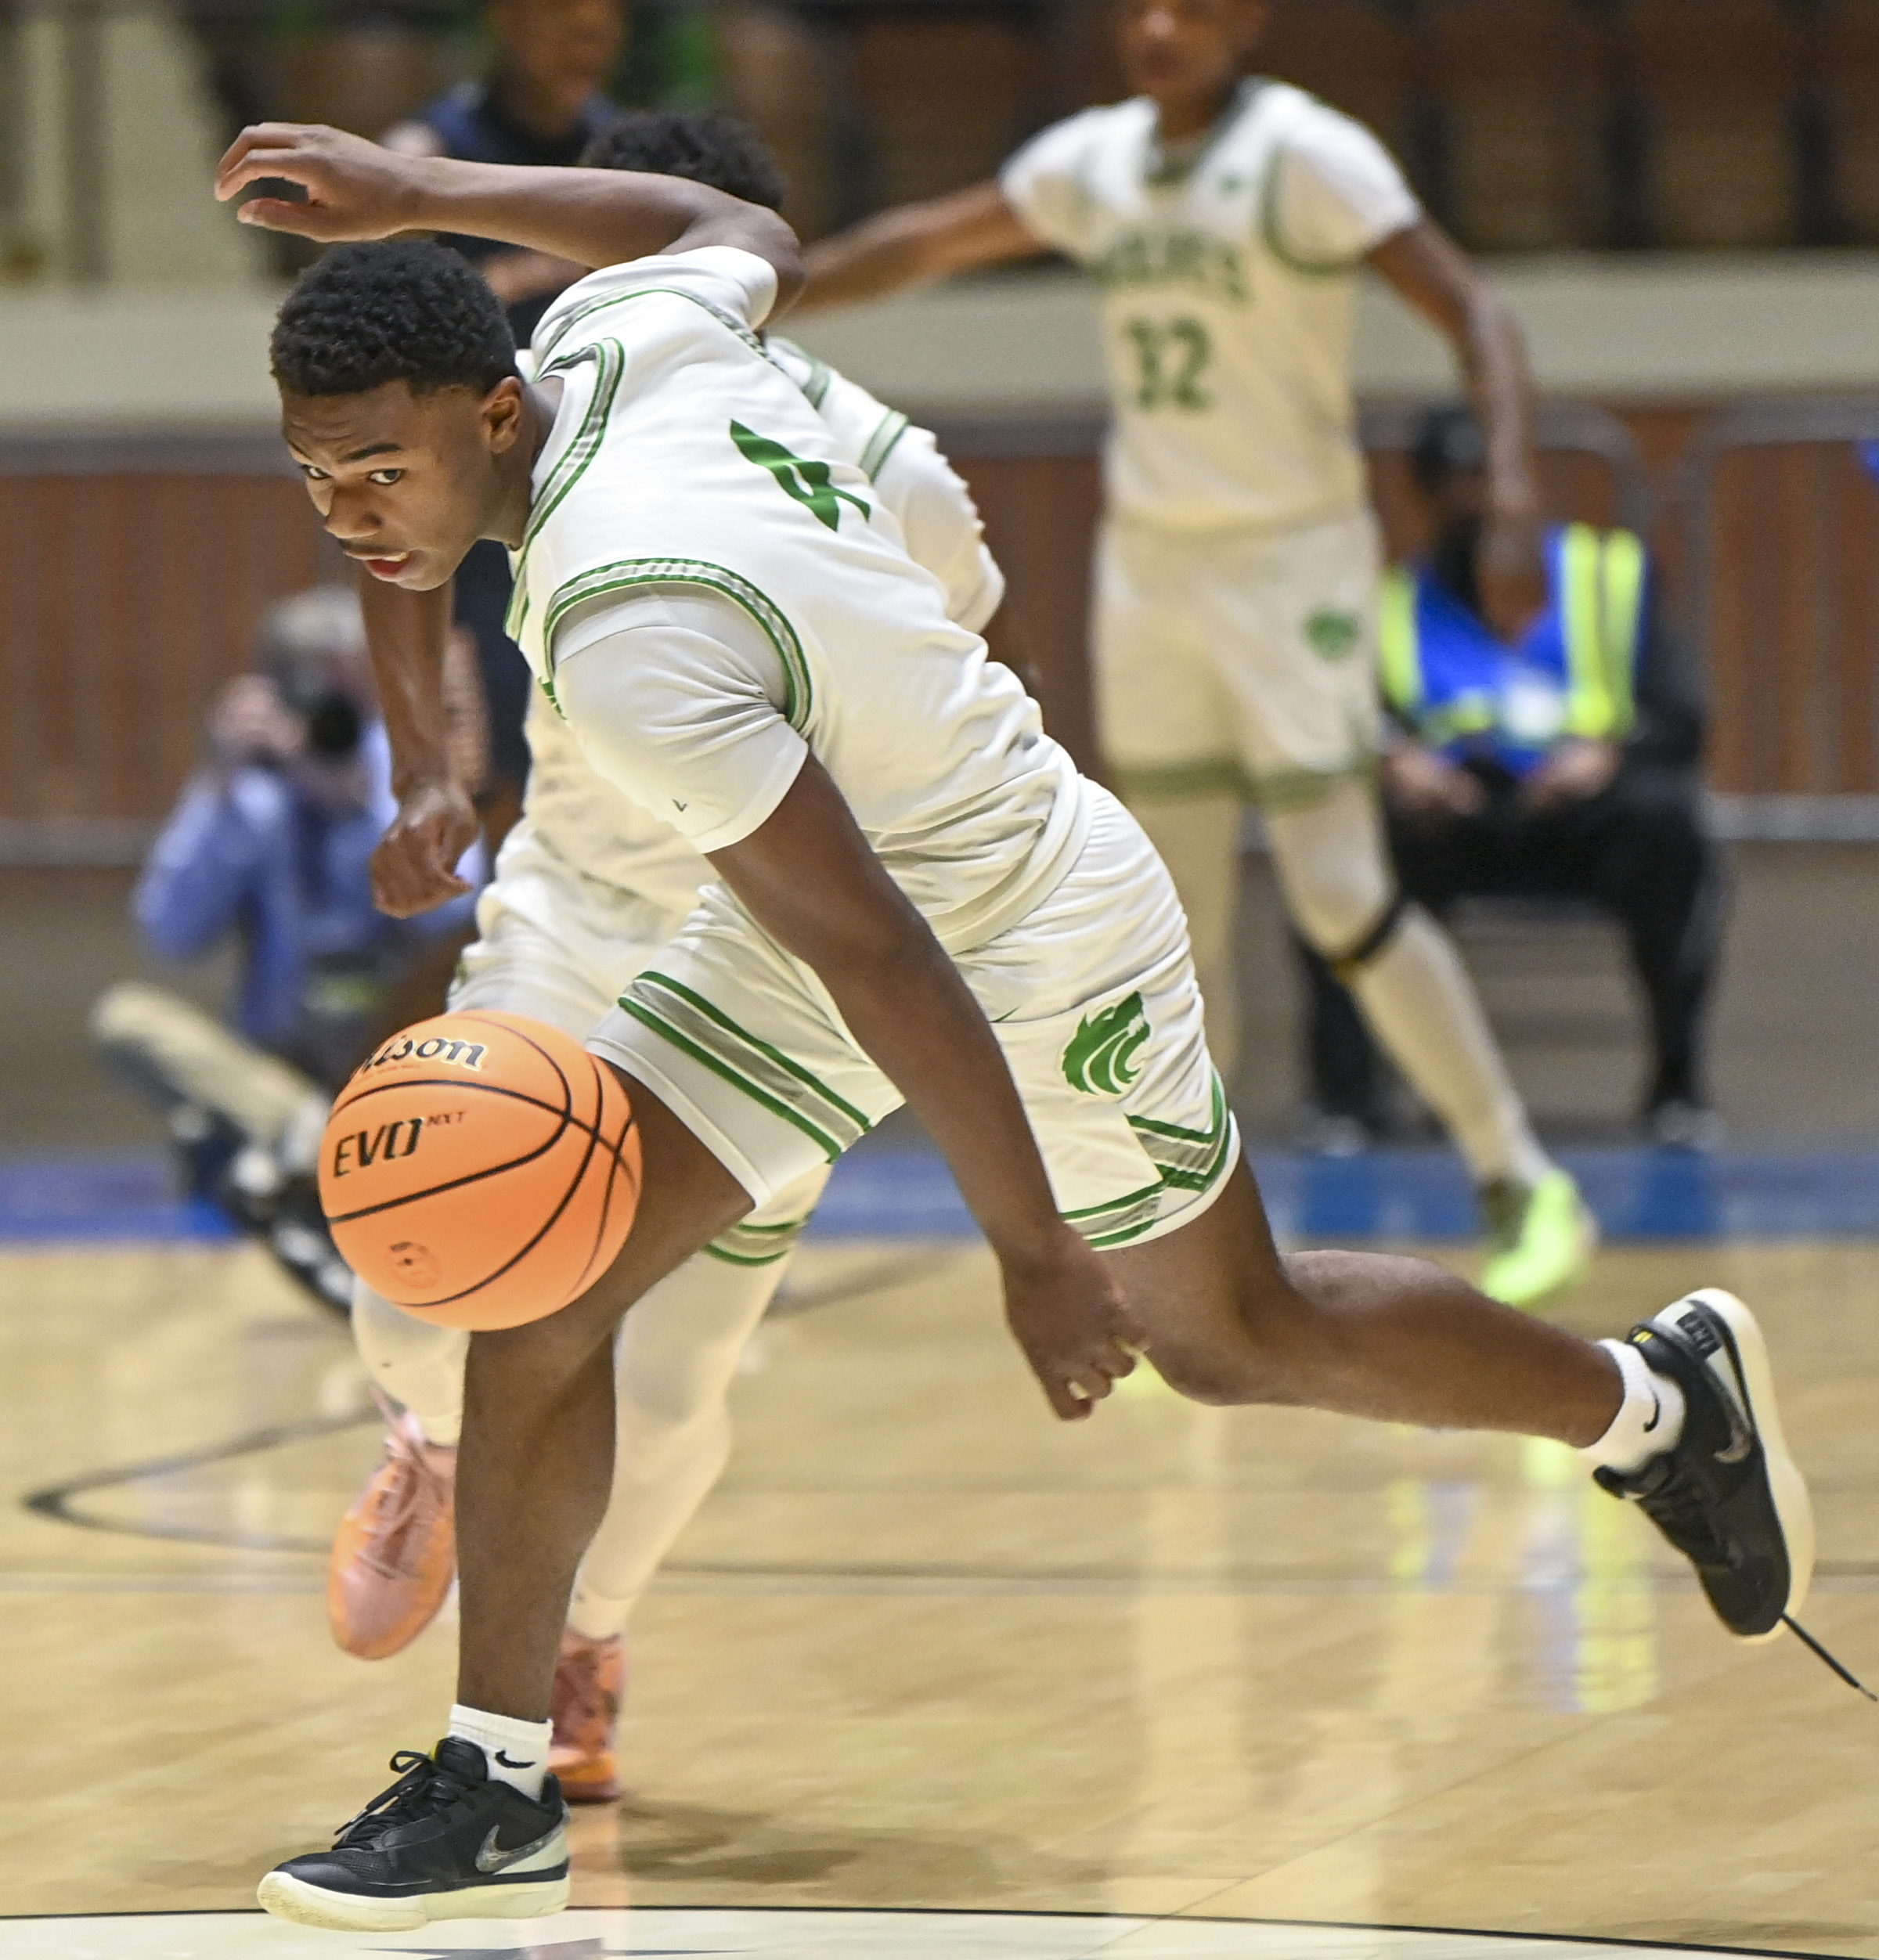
left=317, top=1010, right=642, bottom=1331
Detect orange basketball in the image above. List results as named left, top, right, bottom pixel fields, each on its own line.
left=319, top=1010, right=642, bottom=1331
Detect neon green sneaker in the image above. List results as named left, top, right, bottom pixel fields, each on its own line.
left=1479, top=1168, right=1597, bottom=1308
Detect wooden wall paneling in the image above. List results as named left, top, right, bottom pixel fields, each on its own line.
left=1779, top=445, right=1838, bottom=792
left=1836, top=444, right=1879, bottom=793
left=850, top=13, right=1041, bottom=211
left=1816, top=0, right=1879, bottom=244
left=1423, top=0, right=1601, bottom=252
left=1259, top=0, right=1416, bottom=163
left=947, top=447, right=1105, bottom=776
left=1620, top=0, right=1803, bottom=248
left=1, top=467, right=336, bottom=827
left=1706, top=449, right=1761, bottom=793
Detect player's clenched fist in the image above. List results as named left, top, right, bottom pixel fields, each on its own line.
left=372, top=778, right=478, bottom=919
left=215, top=124, right=431, bottom=241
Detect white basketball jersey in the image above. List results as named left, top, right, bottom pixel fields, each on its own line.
left=512, top=299, right=1008, bottom=922
left=507, top=250, right=1082, bottom=954
left=1001, top=81, right=1420, bottom=535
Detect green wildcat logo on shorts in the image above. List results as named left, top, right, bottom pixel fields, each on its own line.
left=1062, top=993, right=1151, bottom=1097
left=1304, top=608, right=1362, bottom=661
left=730, top=420, right=870, bottom=532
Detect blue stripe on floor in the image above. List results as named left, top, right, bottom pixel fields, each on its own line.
left=0, top=1154, right=241, bottom=1245
left=5, top=1144, right=1879, bottom=1248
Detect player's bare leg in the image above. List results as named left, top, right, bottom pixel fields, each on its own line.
left=1103, top=1158, right=1619, bottom=1439
left=453, top=1073, right=748, bottom=1723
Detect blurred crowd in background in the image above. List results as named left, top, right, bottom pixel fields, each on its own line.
left=8, top=0, right=1879, bottom=283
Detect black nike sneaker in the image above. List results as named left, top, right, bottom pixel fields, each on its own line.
left=257, top=1736, right=569, bottom=1931
left=1595, top=1288, right=1813, bottom=1642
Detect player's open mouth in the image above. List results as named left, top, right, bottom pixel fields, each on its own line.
left=355, top=553, right=414, bottom=578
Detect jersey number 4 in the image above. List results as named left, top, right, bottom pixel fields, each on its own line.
left=730, top=420, right=871, bottom=531
left=1123, top=316, right=1213, bottom=412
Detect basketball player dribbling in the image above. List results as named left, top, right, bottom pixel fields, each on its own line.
left=331, top=109, right=1013, bottom=1806
left=797, top=0, right=1595, bottom=1303
left=213, top=127, right=1810, bottom=1933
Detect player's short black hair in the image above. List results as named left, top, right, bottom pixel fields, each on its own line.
left=1410, top=402, right=1489, bottom=491
left=271, top=240, right=519, bottom=398
left=579, top=110, right=788, bottom=211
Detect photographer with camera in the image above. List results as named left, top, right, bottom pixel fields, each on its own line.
left=92, top=585, right=485, bottom=1310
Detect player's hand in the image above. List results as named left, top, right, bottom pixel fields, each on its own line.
left=1001, top=1227, right=1145, bottom=1421
left=1380, top=741, right=1485, bottom=820
left=1524, top=737, right=1621, bottom=809
left=1475, top=507, right=1549, bottom=643
left=214, top=123, right=431, bottom=241
left=373, top=777, right=478, bottom=917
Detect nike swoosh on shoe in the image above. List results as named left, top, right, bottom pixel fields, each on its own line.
left=474, top=1825, right=557, bottom=1875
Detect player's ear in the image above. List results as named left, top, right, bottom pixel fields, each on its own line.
left=481, top=376, right=528, bottom=453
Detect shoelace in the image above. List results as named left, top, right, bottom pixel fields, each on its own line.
left=333, top=1749, right=477, bottom=1850
left=357, top=1389, right=452, bottom=1581
left=1608, top=1457, right=1733, bottom=1568
left=1782, top=1616, right=1878, bottom=1700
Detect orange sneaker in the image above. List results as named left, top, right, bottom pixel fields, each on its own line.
left=326, top=1396, right=457, bottom=1660
left=550, top=1627, right=626, bottom=1803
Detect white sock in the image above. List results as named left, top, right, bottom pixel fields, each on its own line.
left=1348, top=909, right=1553, bottom=1191
left=1581, top=1337, right=1686, bottom=1475
left=448, top=1704, right=553, bottom=1800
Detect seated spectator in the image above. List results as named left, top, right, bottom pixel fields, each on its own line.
left=1299, top=405, right=1725, bottom=1151
left=93, top=586, right=484, bottom=1309
left=384, top=0, right=626, bottom=841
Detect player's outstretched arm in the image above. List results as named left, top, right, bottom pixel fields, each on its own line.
left=707, top=756, right=1142, bottom=1421
left=795, top=180, right=1043, bottom=312
left=1369, top=218, right=1546, bottom=643
left=358, top=575, right=478, bottom=919
left=214, top=124, right=802, bottom=304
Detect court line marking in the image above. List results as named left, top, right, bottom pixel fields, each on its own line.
left=0, top=1904, right=1860, bottom=1959
left=20, top=1421, right=1879, bottom=1598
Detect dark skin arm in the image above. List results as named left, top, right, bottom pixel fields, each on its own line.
left=358, top=575, right=481, bottom=916
left=1369, top=220, right=1546, bottom=643
left=796, top=179, right=1044, bottom=311
left=705, top=754, right=1141, bottom=1420
left=213, top=123, right=804, bottom=306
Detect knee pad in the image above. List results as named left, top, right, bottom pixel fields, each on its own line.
left=1323, top=890, right=1411, bottom=982
left=1264, top=785, right=1399, bottom=957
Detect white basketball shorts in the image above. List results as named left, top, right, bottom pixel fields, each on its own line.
left=1095, top=506, right=1385, bottom=812
left=586, top=785, right=1239, bottom=1252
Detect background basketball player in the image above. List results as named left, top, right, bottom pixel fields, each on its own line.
left=795, top=0, right=1590, bottom=1308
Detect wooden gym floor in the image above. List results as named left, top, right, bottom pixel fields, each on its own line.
left=3, top=1234, right=1879, bottom=1957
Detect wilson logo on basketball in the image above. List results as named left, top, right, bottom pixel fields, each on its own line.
left=355, top=1033, right=489, bottom=1076
left=330, top=1118, right=426, bottom=1177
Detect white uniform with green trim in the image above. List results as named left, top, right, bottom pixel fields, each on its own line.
left=453, top=319, right=1006, bottom=1263
left=1001, top=79, right=1421, bottom=805
left=505, top=248, right=1235, bottom=1249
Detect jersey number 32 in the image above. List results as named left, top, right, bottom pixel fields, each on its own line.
left=1123, top=315, right=1213, bottom=413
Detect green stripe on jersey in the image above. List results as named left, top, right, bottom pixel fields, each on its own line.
left=1065, top=1072, right=1235, bottom=1246
left=534, top=284, right=774, bottom=371
left=507, top=337, right=628, bottom=640
left=621, top=971, right=873, bottom=1163
left=541, top=557, right=813, bottom=732
left=1129, top=1074, right=1233, bottom=1192
left=706, top=1211, right=814, bottom=1267
left=858, top=410, right=910, bottom=481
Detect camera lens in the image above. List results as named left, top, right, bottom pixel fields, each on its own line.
left=305, top=690, right=362, bottom=759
